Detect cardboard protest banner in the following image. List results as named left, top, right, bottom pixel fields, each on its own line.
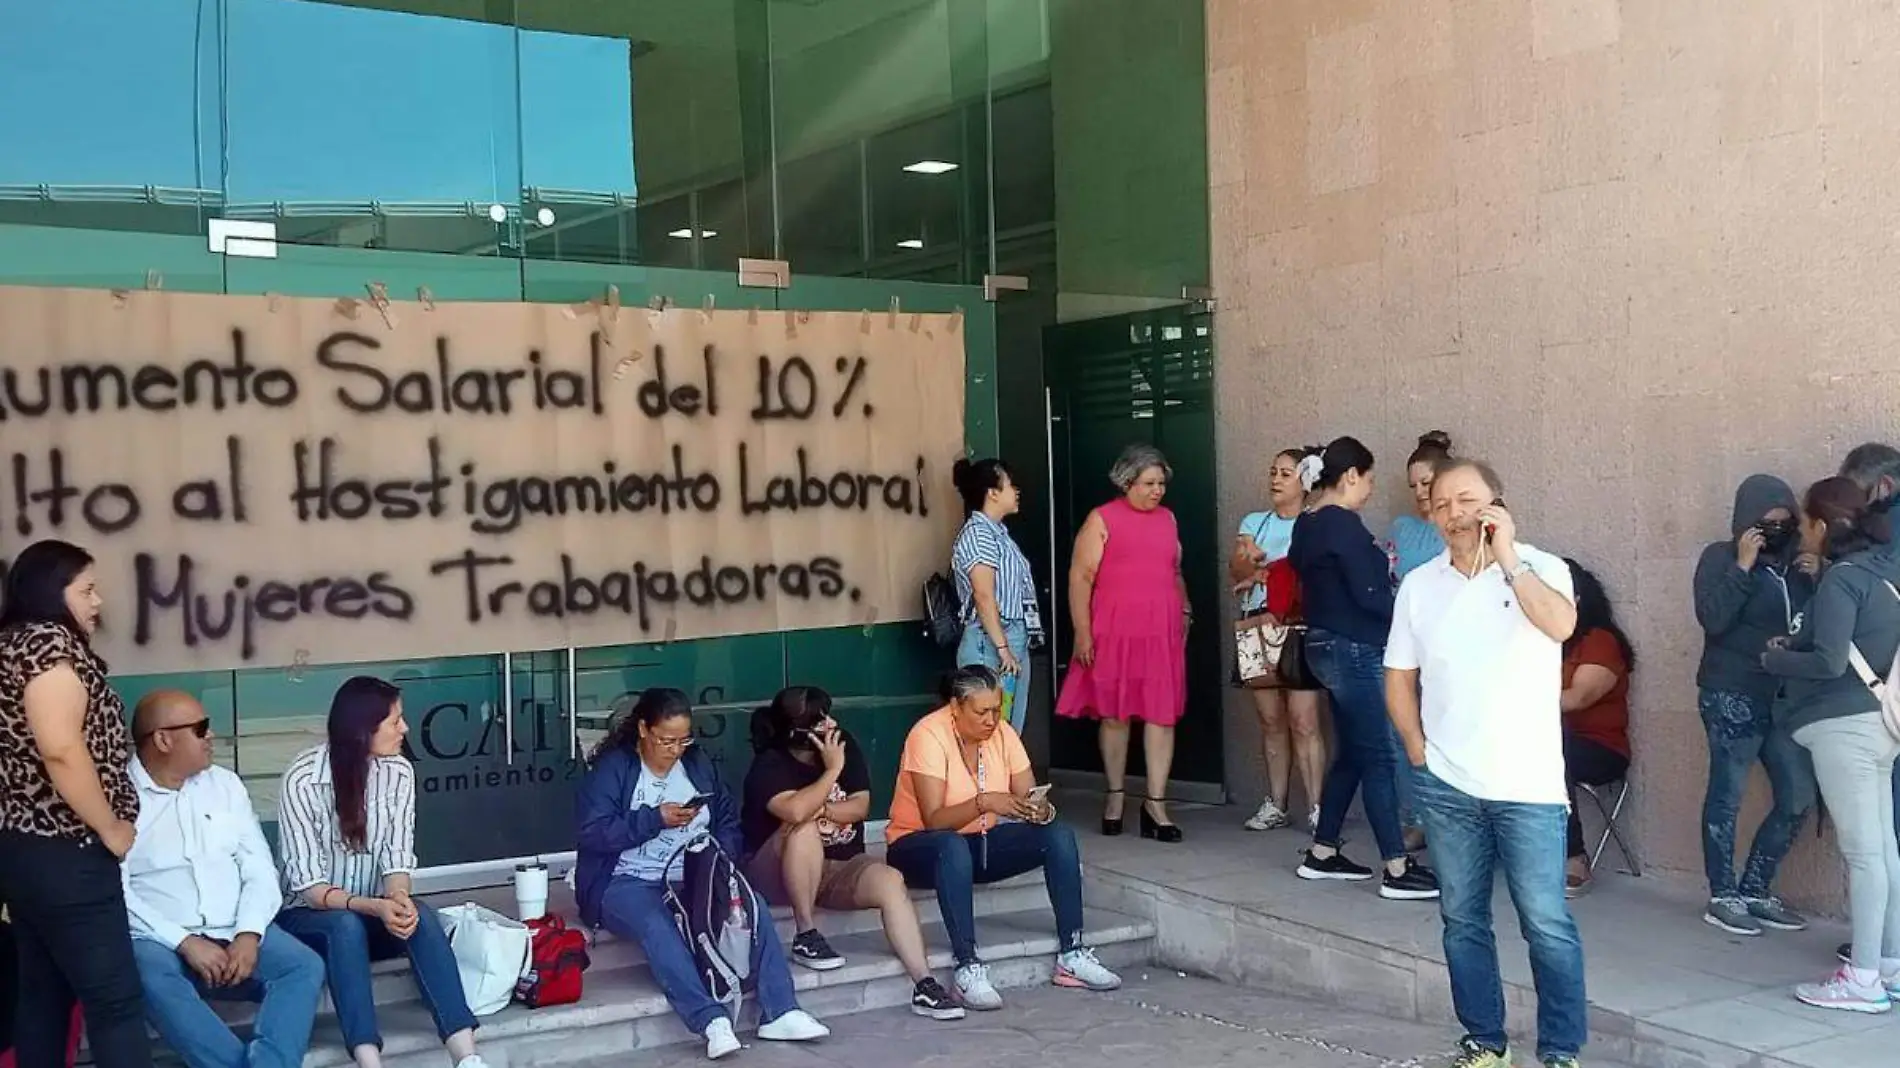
left=0, top=285, right=966, bottom=674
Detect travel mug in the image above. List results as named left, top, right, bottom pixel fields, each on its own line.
left=514, top=862, right=550, bottom=921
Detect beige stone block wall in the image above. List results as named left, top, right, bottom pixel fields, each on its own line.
left=1206, top=0, right=1900, bottom=912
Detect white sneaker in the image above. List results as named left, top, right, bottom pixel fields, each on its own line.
left=757, top=1009, right=830, bottom=1042
left=453, top=1057, right=491, bottom=1068
left=1053, top=947, right=1122, bottom=991
left=1794, top=966, right=1892, bottom=1014
left=954, top=962, right=1004, bottom=1010
left=1243, top=798, right=1289, bottom=831
left=703, top=1018, right=741, bottom=1059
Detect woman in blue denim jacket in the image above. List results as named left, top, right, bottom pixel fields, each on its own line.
left=574, top=688, right=828, bottom=1060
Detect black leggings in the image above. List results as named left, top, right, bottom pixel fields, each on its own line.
left=0, top=831, right=151, bottom=1068
left=1562, top=732, right=1630, bottom=859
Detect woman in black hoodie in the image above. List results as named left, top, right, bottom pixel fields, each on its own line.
left=1691, top=474, right=1818, bottom=937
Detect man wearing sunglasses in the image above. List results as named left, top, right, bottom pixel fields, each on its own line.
left=121, top=691, right=324, bottom=1068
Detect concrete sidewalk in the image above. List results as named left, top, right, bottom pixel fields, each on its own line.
left=568, top=971, right=1639, bottom=1068
left=1070, top=799, right=1894, bottom=1068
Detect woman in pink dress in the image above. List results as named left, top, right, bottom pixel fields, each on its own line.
left=1056, top=444, right=1190, bottom=843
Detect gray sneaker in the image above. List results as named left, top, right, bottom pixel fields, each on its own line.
left=1704, top=896, right=1762, bottom=936
left=1746, top=896, right=1808, bottom=931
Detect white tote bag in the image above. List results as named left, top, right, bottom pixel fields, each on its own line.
left=438, top=903, right=534, bottom=1016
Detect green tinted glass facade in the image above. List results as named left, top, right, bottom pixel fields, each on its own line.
left=0, top=0, right=1209, bottom=861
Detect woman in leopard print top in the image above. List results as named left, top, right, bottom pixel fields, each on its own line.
left=0, top=539, right=151, bottom=1068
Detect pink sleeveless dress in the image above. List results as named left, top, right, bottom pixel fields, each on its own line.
left=1055, top=498, right=1188, bottom=726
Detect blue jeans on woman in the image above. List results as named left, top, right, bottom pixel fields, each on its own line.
left=884, top=820, right=1085, bottom=966
left=1304, top=627, right=1407, bottom=860
left=274, top=903, right=476, bottom=1052
left=598, top=876, right=802, bottom=1036
left=958, top=620, right=1031, bottom=735
left=131, top=927, right=324, bottom=1068
left=1412, top=765, right=1587, bottom=1062
left=1698, top=689, right=1816, bottom=899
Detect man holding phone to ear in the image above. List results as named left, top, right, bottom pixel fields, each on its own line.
left=1384, top=459, right=1587, bottom=1068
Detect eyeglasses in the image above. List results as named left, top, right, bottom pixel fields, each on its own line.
left=139, top=718, right=211, bottom=742
left=648, top=735, right=695, bottom=752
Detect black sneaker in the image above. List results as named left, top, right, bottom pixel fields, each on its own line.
left=1379, top=857, right=1441, bottom=901
left=911, top=977, right=967, bottom=1020
left=1296, top=849, right=1374, bottom=882
left=790, top=929, right=844, bottom=971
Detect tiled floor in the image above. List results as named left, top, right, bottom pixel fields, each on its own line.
left=1068, top=798, right=1897, bottom=1068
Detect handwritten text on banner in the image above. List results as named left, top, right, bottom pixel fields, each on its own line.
left=0, top=285, right=967, bottom=674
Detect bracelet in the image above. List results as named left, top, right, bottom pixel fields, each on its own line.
left=343, top=894, right=355, bottom=913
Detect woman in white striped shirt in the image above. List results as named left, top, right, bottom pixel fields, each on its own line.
left=950, top=457, right=1040, bottom=735
left=273, top=676, right=486, bottom=1068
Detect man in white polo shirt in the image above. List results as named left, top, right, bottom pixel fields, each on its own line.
left=1385, top=459, right=1587, bottom=1068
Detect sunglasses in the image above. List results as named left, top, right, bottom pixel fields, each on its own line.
left=139, top=718, right=211, bottom=742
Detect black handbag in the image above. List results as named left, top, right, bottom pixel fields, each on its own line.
left=1276, top=625, right=1320, bottom=692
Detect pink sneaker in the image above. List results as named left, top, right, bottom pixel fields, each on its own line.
left=1794, top=966, right=1893, bottom=1014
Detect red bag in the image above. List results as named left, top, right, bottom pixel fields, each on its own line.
left=515, top=915, right=590, bottom=1009
left=0, top=1006, right=82, bottom=1068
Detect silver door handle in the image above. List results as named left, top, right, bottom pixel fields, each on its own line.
left=566, top=646, right=578, bottom=761
left=501, top=651, right=514, bottom=766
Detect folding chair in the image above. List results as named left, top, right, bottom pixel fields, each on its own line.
left=1577, top=779, right=1642, bottom=876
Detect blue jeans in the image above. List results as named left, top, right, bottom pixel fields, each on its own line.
left=1304, top=628, right=1407, bottom=860
left=131, top=928, right=324, bottom=1068
left=274, top=904, right=476, bottom=1051
left=885, top=820, right=1085, bottom=966
left=1698, top=689, right=1816, bottom=898
left=1413, top=766, right=1587, bottom=1061
left=958, top=620, right=1031, bottom=735
left=598, top=876, right=801, bottom=1035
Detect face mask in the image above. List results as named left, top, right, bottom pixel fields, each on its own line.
left=1757, top=520, right=1795, bottom=555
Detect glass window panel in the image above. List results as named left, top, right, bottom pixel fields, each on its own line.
left=0, top=0, right=222, bottom=235
left=778, top=144, right=864, bottom=278
left=519, top=0, right=773, bottom=268
left=223, top=0, right=522, bottom=256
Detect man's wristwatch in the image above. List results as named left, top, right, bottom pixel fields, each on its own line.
left=1502, top=561, right=1533, bottom=586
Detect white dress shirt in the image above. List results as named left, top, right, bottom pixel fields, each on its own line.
left=122, top=759, right=283, bottom=949
left=1384, top=542, right=1576, bottom=805
left=277, top=743, right=418, bottom=906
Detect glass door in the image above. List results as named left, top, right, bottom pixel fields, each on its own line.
left=1044, top=303, right=1223, bottom=797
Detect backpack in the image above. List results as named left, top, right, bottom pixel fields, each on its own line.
left=922, top=571, right=962, bottom=648
left=1843, top=575, right=1900, bottom=743
left=514, top=914, right=591, bottom=1009
left=661, top=834, right=760, bottom=1021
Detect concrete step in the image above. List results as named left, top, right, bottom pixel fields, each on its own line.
left=293, top=905, right=1154, bottom=1068
left=215, top=870, right=1054, bottom=1024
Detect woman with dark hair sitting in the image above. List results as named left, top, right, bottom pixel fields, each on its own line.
left=1558, top=558, right=1635, bottom=897
left=0, top=540, right=150, bottom=1068
left=274, top=676, right=485, bottom=1068
left=575, top=689, right=828, bottom=1059
left=740, top=686, right=961, bottom=1019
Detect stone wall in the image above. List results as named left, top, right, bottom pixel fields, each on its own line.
left=1207, top=0, right=1900, bottom=910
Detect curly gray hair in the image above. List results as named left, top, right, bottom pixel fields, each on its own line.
left=1109, top=444, right=1171, bottom=490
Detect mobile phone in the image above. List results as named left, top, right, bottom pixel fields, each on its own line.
left=1483, top=498, right=1506, bottom=543
left=1027, top=784, right=1052, bottom=804
left=681, top=793, right=713, bottom=810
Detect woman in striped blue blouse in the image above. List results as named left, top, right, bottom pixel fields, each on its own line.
left=273, top=677, right=487, bottom=1068
left=950, top=458, right=1042, bottom=735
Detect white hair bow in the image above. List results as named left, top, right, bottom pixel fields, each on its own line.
left=1297, top=453, right=1325, bottom=492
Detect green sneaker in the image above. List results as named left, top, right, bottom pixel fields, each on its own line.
left=1450, top=1038, right=1513, bottom=1068
left=1543, top=1057, right=1581, bottom=1068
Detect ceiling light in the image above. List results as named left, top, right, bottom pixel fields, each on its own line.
left=896, top=239, right=925, bottom=249
left=535, top=207, right=555, bottom=226
left=486, top=203, right=508, bottom=223
left=667, top=228, right=718, bottom=239
left=902, top=160, right=958, bottom=175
